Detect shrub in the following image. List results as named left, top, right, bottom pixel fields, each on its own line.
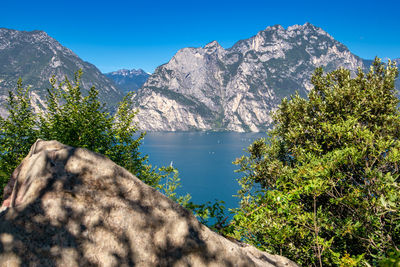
left=231, top=58, right=400, bottom=265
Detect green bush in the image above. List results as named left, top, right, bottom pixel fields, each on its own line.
left=0, top=71, right=186, bottom=202
left=0, top=79, right=38, bottom=193
left=231, top=58, right=400, bottom=265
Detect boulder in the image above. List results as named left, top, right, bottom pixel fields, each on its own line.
left=0, top=140, right=297, bottom=266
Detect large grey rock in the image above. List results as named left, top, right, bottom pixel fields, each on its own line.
left=0, top=140, right=297, bottom=266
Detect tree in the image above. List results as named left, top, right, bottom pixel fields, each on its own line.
left=0, top=71, right=185, bottom=200
left=39, top=70, right=148, bottom=179
left=40, top=70, right=115, bottom=155
left=231, top=58, right=400, bottom=266
left=0, top=79, right=38, bottom=194
left=0, top=71, right=225, bottom=227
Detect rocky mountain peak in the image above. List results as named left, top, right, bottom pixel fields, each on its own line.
left=265, top=24, right=284, bottom=31
left=203, top=40, right=224, bottom=55
left=0, top=28, right=64, bottom=51
left=287, top=22, right=333, bottom=39
left=132, top=23, right=368, bottom=132
left=105, top=68, right=150, bottom=94
left=108, top=68, right=148, bottom=77
left=298, top=22, right=318, bottom=30
left=262, top=23, right=321, bottom=37
left=233, top=22, right=337, bottom=53
left=204, top=40, right=221, bottom=48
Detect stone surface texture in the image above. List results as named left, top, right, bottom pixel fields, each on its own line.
left=0, top=140, right=297, bottom=266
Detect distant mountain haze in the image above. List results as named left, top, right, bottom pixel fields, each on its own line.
left=131, top=23, right=380, bottom=132
left=105, top=69, right=150, bottom=94
left=0, top=28, right=123, bottom=117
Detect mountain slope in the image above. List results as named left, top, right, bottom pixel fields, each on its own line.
left=395, top=59, right=400, bottom=90
left=132, top=23, right=367, bottom=132
left=0, top=28, right=123, bottom=117
left=105, top=69, right=150, bottom=94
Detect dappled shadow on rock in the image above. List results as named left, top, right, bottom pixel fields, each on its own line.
left=0, top=140, right=297, bottom=266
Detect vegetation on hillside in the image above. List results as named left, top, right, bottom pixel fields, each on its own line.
left=230, top=58, right=400, bottom=265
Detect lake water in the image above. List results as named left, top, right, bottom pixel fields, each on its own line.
left=139, top=132, right=267, bottom=210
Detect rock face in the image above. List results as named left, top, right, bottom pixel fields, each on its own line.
left=105, top=68, right=150, bottom=94
left=132, top=23, right=367, bottom=132
left=0, top=140, right=297, bottom=266
left=0, top=28, right=123, bottom=117
left=394, top=59, right=400, bottom=90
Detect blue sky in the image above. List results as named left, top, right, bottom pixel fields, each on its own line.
left=1, top=0, right=399, bottom=73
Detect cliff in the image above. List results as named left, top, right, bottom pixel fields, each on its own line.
left=132, top=23, right=366, bottom=132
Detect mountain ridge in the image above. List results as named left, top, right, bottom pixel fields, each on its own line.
left=1, top=26, right=397, bottom=132
left=131, top=23, right=368, bottom=132
left=0, top=28, right=123, bottom=117
left=105, top=68, right=150, bottom=94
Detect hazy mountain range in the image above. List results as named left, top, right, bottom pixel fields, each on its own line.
left=0, top=24, right=398, bottom=132
left=105, top=69, right=150, bottom=94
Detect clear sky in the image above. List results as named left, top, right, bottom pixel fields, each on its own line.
left=1, top=0, right=399, bottom=73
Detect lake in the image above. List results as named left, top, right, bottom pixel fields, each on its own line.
left=139, top=132, right=267, bottom=210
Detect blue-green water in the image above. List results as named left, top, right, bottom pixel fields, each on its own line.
left=139, top=132, right=267, bottom=209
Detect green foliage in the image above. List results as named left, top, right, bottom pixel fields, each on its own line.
left=0, top=70, right=227, bottom=230
left=40, top=71, right=114, bottom=154
left=232, top=58, right=400, bottom=265
left=0, top=79, right=38, bottom=195
left=186, top=199, right=230, bottom=232
left=147, top=165, right=191, bottom=207
left=379, top=250, right=400, bottom=267
left=0, top=71, right=180, bottom=200
left=39, top=70, right=148, bottom=182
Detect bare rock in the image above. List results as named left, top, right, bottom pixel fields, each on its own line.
left=132, top=23, right=367, bottom=132
left=0, top=140, right=297, bottom=266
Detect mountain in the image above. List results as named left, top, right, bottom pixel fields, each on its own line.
left=105, top=69, right=150, bottom=94
left=362, top=59, right=374, bottom=69
left=132, top=23, right=367, bottom=132
left=395, top=59, right=400, bottom=91
left=363, top=58, right=400, bottom=92
left=0, top=28, right=123, bottom=117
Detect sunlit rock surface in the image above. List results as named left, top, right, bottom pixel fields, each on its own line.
left=0, top=140, right=297, bottom=266
left=133, top=23, right=366, bottom=132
